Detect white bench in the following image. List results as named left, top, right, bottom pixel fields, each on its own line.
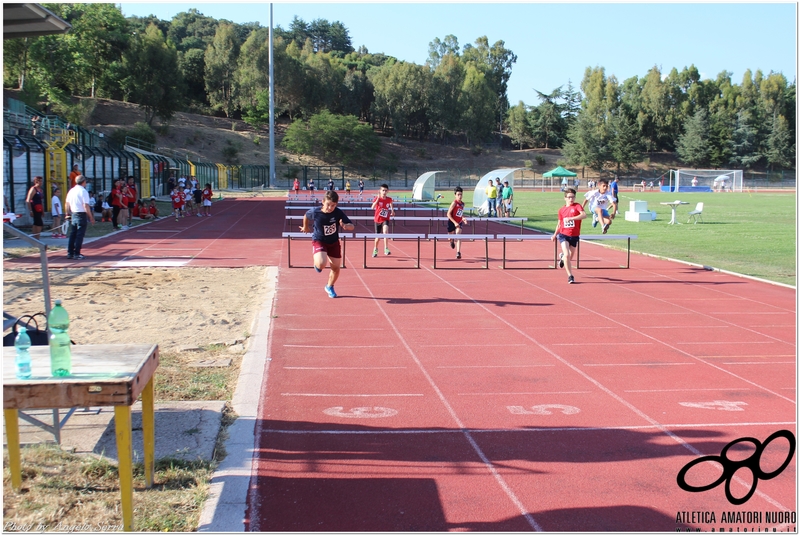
left=281, top=232, right=353, bottom=268
left=356, top=233, right=426, bottom=268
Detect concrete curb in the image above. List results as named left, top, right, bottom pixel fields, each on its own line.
left=197, top=266, right=278, bottom=532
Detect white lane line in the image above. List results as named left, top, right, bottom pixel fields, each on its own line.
left=113, top=260, right=189, bottom=267
left=262, top=421, right=797, bottom=434
left=283, top=366, right=407, bottom=370
left=283, top=344, right=396, bottom=348
left=467, top=271, right=794, bottom=512
left=625, top=388, right=752, bottom=393
left=552, top=342, right=654, bottom=346
left=458, top=391, right=592, bottom=396
left=438, top=364, right=555, bottom=369
left=676, top=341, right=776, bottom=345
left=352, top=267, right=544, bottom=532
left=722, top=361, right=795, bottom=365
left=583, top=362, right=696, bottom=367
left=280, top=393, right=423, bottom=397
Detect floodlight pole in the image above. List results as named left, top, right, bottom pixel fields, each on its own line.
left=269, top=3, right=275, bottom=187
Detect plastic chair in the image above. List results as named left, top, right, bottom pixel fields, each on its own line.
left=687, top=202, right=704, bottom=224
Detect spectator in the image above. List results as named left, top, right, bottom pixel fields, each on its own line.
left=502, top=180, right=514, bottom=216
left=69, top=164, right=81, bottom=188
left=51, top=187, right=65, bottom=238
left=147, top=198, right=160, bottom=219
left=64, top=175, right=95, bottom=259
left=125, top=176, right=137, bottom=227
left=25, top=176, right=45, bottom=239
left=485, top=179, right=497, bottom=217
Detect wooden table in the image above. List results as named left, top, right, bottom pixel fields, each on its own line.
left=3, top=344, right=159, bottom=531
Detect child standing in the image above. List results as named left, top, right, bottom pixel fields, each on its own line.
left=583, top=178, right=617, bottom=234
left=446, top=186, right=468, bottom=259
left=202, top=183, right=213, bottom=216
left=170, top=185, right=185, bottom=220
left=300, top=190, right=355, bottom=298
left=370, top=183, right=395, bottom=257
left=552, top=187, right=588, bottom=284
left=51, top=187, right=65, bottom=238
left=192, top=184, right=203, bottom=216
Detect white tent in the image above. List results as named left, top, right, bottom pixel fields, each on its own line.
left=473, top=169, right=520, bottom=212
left=411, top=171, right=443, bottom=200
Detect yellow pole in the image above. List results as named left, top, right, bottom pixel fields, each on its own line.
left=141, top=378, right=155, bottom=488
left=114, top=406, right=134, bottom=531
left=3, top=409, right=22, bottom=489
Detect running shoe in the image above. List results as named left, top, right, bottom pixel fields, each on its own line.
left=602, top=222, right=610, bottom=234
left=568, top=275, right=575, bottom=284
left=66, top=254, right=74, bottom=259
left=372, top=249, right=378, bottom=258
left=384, top=248, right=391, bottom=256
left=592, top=213, right=598, bottom=228
left=456, top=252, right=461, bottom=259
left=558, top=253, right=564, bottom=268
left=324, top=285, right=337, bottom=298
left=75, top=254, right=85, bottom=260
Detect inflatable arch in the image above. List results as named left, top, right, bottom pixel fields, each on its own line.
left=473, top=168, right=521, bottom=211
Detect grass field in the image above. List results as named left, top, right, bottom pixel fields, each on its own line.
left=451, top=189, right=796, bottom=286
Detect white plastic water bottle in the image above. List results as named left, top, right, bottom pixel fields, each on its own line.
left=14, top=327, right=32, bottom=379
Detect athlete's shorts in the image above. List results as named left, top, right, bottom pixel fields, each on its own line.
left=556, top=233, right=579, bottom=248
left=447, top=220, right=462, bottom=233
left=203, top=199, right=212, bottom=207
left=312, top=239, right=342, bottom=259
left=374, top=221, right=389, bottom=233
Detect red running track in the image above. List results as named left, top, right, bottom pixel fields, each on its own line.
left=8, top=198, right=795, bottom=530
left=247, top=202, right=796, bottom=532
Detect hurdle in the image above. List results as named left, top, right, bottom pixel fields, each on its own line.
left=282, top=232, right=352, bottom=268
left=358, top=233, right=425, bottom=269
left=428, top=234, right=493, bottom=269
left=575, top=234, right=637, bottom=269
left=495, top=234, right=558, bottom=270
left=468, top=216, right=527, bottom=234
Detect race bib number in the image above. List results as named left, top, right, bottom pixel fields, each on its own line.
left=563, top=219, right=575, bottom=228
left=456, top=208, right=463, bottom=217
left=379, top=208, right=389, bottom=218
left=324, top=224, right=336, bottom=236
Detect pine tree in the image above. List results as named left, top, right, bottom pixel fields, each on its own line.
left=676, top=108, right=711, bottom=167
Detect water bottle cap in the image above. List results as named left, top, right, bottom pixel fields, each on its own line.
left=55, top=299, right=62, bottom=306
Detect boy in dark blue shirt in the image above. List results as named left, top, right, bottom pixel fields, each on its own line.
left=300, top=190, right=355, bottom=298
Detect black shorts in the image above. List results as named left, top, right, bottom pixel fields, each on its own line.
left=374, top=221, right=389, bottom=233
left=447, top=220, right=462, bottom=233
left=128, top=202, right=135, bottom=209
left=556, top=233, right=579, bottom=248
left=32, top=211, right=43, bottom=227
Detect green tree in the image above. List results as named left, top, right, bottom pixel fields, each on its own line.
left=764, top=115, right=795, bottom=170
left=282, top=110, right=380, bottom=165
left=562, top=67, right=614, bottom=173
left=458, top=63, right=495, bottom=144
left=506, top=101, right=532, bottom=149
left=121, top=23, right=182, bottom=125
left=529, top=87, right=567, bottom=148
left=428, top=52, right=464, bottom=140
left=729, top=110, right=763, bottom=168
left=205, top=22, right=239, bottom=117
left=676, top=108, right=711, bottom=167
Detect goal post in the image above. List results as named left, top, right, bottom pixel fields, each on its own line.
left=674, top=169, right=743, bottom=192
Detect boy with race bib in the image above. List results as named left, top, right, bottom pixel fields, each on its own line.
left=553, top=187, right=588, bottom=284
left=300, top=190, right=355, bottom=298
left=371, top=183, right=395, bottom=257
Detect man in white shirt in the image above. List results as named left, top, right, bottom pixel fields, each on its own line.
left=65, top=175, right=95, bottom=259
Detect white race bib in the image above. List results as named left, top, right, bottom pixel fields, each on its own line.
left=324, top=224, right=336, bottom=236
left=563, top=219, right=575, bottom=228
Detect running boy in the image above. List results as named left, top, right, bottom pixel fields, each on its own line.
left=300, top=190, right=355, bottom=298
left=583, top=178, right=617, bottom=234
left=446, top=186, right=468, bottom=259
left=552, top=187, right=588, bottom=284
left=371, top=183, right=395, bottom=257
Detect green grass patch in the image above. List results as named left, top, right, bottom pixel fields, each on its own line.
left=449, top=189, right=796, bottom=286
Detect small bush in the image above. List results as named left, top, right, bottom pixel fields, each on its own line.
left=471, top=145, right=483, bottom=156
left=535, top=155, right=546, bottom=166
left=416, top=148, right=427, bottom=159
left=221, top=140, right=240, bottom=163
left=279, top=156, right=289, bottom=164
left=524, top=160, right=533, bottom=168
left=253, top=135, right=260, bottom=145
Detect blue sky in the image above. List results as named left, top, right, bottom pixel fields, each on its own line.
left=119, top=2, right=797, bottom=105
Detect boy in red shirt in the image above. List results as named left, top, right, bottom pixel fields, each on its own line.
left=370, top=183, right=394, bottom=257
left=170, top=185, right=186, bottom=220
left=446, top=186, right=468, bottom=259
left=552, top=187, right=588, bottom=284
